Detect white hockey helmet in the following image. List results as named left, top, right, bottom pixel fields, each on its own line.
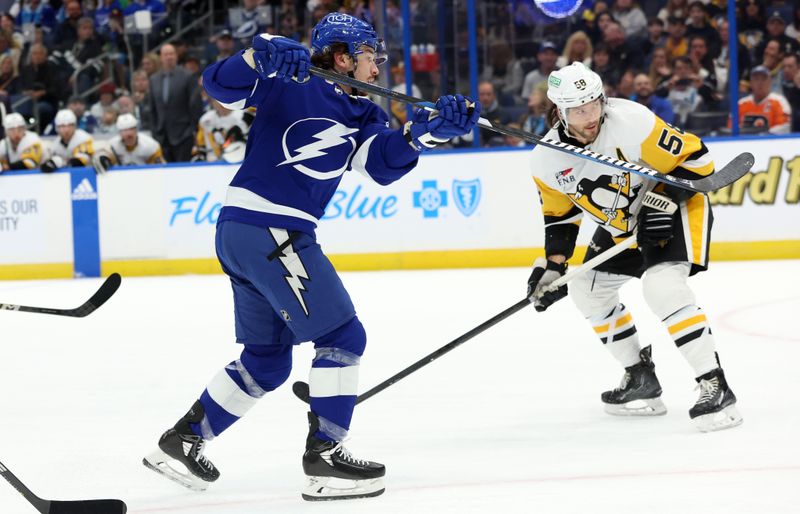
left=3, top=113, right=26, bottom=130
left=54, top=109, right=77, bottom=127
left=116, top=113, right=138, bottom=131
left=546, top=62, right=605, bottom=128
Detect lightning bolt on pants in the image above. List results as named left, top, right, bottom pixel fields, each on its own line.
left=188, top=221, right=363, bottom=441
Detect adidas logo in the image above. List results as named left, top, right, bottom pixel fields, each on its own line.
left=71, top=178, right=98, bottom=201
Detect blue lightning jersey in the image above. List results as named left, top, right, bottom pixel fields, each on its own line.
left=202, top=52, right=420, bottom=234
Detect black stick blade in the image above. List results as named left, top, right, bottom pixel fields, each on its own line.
left=83, top=273, right=122, bottom=314
left=694, top=152, right=755, bottom=193
left=49, top=499, right=127, bottom=514
left=292, top=381, right=310, bottom=404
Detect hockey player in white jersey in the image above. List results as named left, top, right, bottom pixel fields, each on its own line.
left=526, top=63, right=742, bottom=432
left=192, top=99, right=253, bottom=163
left=41, top=109, right=95, bottom=173
left=143, top=12, right=481, bottom=500
left=0, top=113, right=45, bottom=171
left=92, top=113, right=165, bottom=173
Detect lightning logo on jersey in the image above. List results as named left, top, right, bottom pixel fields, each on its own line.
left=269, top=228, right=311, bottom=316
left=280, top=118, right=358, bottom=180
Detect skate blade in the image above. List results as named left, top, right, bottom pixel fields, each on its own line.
left=604, top=397, right=667, bottom=417
left=301, top=476, right=385, bottom=501
left=143, top=449, right=211, bottom=492
left=693, top=404, right=744, bottom=433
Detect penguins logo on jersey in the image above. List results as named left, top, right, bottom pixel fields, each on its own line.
left=568, top=173, right=636, bottom=231
left=279, top=118, right=359, bottom=180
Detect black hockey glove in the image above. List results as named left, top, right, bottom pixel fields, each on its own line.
left=637, top=205, right=675, bottom=247
left=526, top=257, right=568, bottom=312
left=92, top=154, right=113, bottom=174
left=40, top=156, right=63, bottom=173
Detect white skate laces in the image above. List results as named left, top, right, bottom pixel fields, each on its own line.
left=329, top=440, right=368, bottom=466
left=695, top=376, right=720, bottom=405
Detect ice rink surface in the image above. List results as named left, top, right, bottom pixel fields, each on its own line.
left=0, top=260, right=798, bottom=513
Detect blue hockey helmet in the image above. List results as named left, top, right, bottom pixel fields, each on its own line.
left=311, top=13, right=387, bottom=65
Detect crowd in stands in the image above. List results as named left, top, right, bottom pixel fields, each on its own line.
left=462, top=0, right=800, bottom=148
left=1, top=0, right=799, bottom=172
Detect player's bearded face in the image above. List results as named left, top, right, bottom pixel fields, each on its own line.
left=352, top=47, right=380, bottom=83
left=565, top=98, right=602, bottom=143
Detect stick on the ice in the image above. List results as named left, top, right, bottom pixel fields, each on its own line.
left=0, top=459, right=127, bottom=514
left=292, top=233, right=640, bottom=406
left=308, top=65, right=754, bottom=194
left=0, top=273, right=121, bottom=317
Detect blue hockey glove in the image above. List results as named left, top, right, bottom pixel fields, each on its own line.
left=526, top=257, right=568, bottom=312
left=251, top=33, right=310, bottom=83
left=403, top=94, right=481, bottom=151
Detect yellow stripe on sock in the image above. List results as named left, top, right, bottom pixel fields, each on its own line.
left=668, top=314, right=707, bottom=335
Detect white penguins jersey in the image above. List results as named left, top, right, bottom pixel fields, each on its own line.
left=0, top=131, right=44, bottom=169
left=107, top=132, right=165, bottom=165
left=195, top=109, right=251, bottom=161
left=530, top=98, right=715, bottom=238
left=50, top=128, right=95, bottom=165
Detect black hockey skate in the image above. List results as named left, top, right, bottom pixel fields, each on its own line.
left=143, top=401, right=220, bottom=491
left=689, top=368, right=743, bottom=432
left=301, top=411, right=385, bottom=501
left=601, top=346, right=667, bottom=416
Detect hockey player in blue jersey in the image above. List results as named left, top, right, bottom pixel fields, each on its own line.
left=143, top=13, right=481, bottom=501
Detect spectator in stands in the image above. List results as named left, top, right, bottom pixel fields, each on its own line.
left=0, top=112, right=43, bottom=170
left=480, top=40, right=524, bottom=103
left=95, top=105, right=119, bottom=135
left=657, top=0, right=688, bottom=24
left=208, top=29, right=238, bottom=63
left=603, top=20, right=644, bottom=72
left=665, top=56, right=702, bottom=126
left=18, top=42, right=59, bottom=128
left=778, top=52, right=800, bottom=131
left=131, top=68, right=154, bottom=131
left=90, top=82, right=117, bottom=120
left=615, top=69, right=636, bottom=98
left=192, top=99, right=252, bottom=163
left=183, top=54, right=202, bottom=79
left=632, top=72, right=675, bottom=123
left=233, top=0, right=269, bottom=37
left=54, top=0, right=82, bottom=49
left=754, top=10, right=799, bottom=60
left=389, top=62, right=420, bottom=126
left=94, top=0, right=123, bottom=37
left=737, top=65, right=791, bottom=134
left=66, top=95, right=97, bottom=133
left=0, top=54, right=20, bottom=108
left=521, top=41, right=559, bottom=101
left=140, top=52, right=160, bottom=77
left=122, top=0, right=166, bottom=19
left=758, top=38, right=785, bottom=89
left=41, top=108, right=94, bottom=172
left=642, top=17, right=666, bottom=66
left=0, top=31, right=21, bottom=70
left=502, top=122, right=527, bottom=147
left=592, top=42, right=620, bottom=90
left=589, top=11, right=616, bottom=45
left=611, top=0, right=647, bottom=40
left=739, top=0, right=766, bottom=33
left=150, top=43, right=203, bottom=162
left=786, top=5, right=800, bottom=43
left=92, top=113, right=165, bottom=173
left=556, top=31, right=593, bottom=69
left=685, top=2, right=721, bottom=59
left=17, top=0, right=58, bottom=41
left=520, top=88, right=548, bottom=137
left=63, top=17, right=105, bottom=96
left=688, top=35, right=721, bottom=110
left=714, top=19, right=749, bottom=94
left=664, top=16, right=688, bottom=62
left=478, top=80, right=510, bottom=146
left=1, top=13, right=24, bottom=50
left=648, top=46, right=672, bottom=92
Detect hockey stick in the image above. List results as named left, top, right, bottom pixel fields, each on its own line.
left=0, top=273, right=121, bottom=317
left=0, top=459, right=127, bottom=513
left=292, top=233, right=641, bottom=405
left=309, top=65, right=754, bottom=194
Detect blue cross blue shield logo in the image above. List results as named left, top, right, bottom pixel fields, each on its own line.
left=452, top=179, right=481, bottom=217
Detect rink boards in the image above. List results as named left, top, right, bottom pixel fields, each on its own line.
left=0, top=136, right=798, bottom=279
